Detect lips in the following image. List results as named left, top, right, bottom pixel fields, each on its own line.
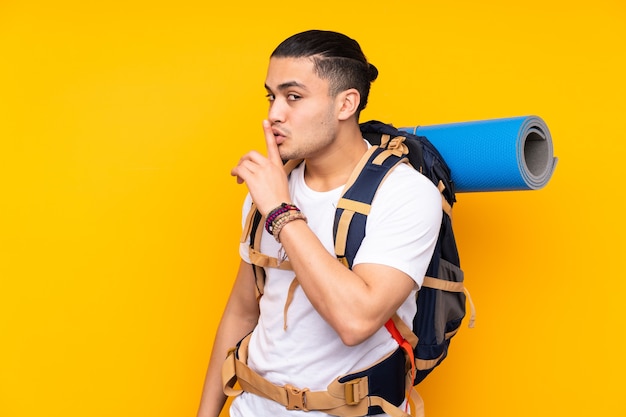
left=272, top=128, right=287, bottom=145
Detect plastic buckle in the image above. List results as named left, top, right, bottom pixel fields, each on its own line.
left=344, top=378, right=362, bottom=405
left=285, top=384, right=309, bottom=411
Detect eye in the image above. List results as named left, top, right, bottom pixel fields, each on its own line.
left=287, top=93, right=301, bottom=101
left=265, top=93, right=275, bottom=102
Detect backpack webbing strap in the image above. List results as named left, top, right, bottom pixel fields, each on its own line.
left=222, top=333, right=420, bottom=417
left=283, top=278, right=299, bottom=330
left=252, top=209, right=267, bottom=298
left=437, top=180, right=453, bottom=219
left=388, top=313, right=418, bottom=348
left=387, top=312, right=447, bottom=372
left=241, top=202, right=258, bottom=244
left=333, top=144, right=381, bottom=260
left=422, top=276, right=464, bottom=292
left=334, top=144, right=408, bottom=263
left=422, top=259, right=476, bottom=329
left=248, top=247, right=293, bottom=270
left=342, top=145, right=381, bottom=192
left=385, top=318, right=416, bottom=415
left=463, top=287, right=476, bottom=329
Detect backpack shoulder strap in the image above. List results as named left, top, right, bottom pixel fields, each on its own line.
left=334, top=139, right=409, bottom=268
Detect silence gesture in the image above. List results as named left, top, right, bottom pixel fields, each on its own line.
left=230, top=120, right=291, bottom=216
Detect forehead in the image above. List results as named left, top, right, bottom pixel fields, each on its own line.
left=264, top=57, right=327, bottom=91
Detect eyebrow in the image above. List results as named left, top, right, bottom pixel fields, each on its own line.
left=264, top=81, right=309, bottom=92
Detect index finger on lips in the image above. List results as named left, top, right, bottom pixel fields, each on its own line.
left=263, top=120, right=282, bottom=166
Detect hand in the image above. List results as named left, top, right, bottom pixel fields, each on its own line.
left=230, top=120, right=291, bottom=215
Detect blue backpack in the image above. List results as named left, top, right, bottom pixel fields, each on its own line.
left=353, top=120, right=474, bottom=385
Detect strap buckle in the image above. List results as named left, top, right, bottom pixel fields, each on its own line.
left=344, top=378, right=363, bottom=405
left=285, top=384, right=309, bottom=411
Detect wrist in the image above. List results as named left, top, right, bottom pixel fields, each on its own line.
left=264, top=203, right=298, bottom=231
left=264, top=202, right=307, bottom=242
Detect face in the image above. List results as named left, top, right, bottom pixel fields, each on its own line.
left=264, top=57, right=341, bottom=161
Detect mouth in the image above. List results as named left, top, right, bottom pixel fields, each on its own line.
left=272, top=128, right=287, bottom=145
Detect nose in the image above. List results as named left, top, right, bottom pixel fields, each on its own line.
left=268, top=99, right=285, bottom=124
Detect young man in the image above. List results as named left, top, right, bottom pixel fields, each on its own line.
left=197, top=30, right=442, bottom=417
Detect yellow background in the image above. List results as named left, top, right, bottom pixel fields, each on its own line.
left=1, top=1, right=624, bottom=416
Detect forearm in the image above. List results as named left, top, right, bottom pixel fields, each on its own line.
left=197, top=262, right=260, bottom=417
left=196, top=314, right=256, bottom=417
left=277, top=219, right=413, bottom=345
left=196, top=342, right=228, bottom=417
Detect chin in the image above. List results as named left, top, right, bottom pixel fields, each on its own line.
left=277, top=145, right=295, bottom=160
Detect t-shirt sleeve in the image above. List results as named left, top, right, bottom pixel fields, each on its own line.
left=352, top=164, right=442, bottom=288
left=239, top=193, right=254, bottom=264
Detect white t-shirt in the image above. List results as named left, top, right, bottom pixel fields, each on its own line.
left=231, top=156, right=442, bottom=417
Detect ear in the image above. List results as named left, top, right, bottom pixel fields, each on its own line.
left=336, top=88, right=360, bottom=121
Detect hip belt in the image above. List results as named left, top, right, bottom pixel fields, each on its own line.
left=221, top=333, right=425, bottom=417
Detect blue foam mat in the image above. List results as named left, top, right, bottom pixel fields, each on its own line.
left=400, top=115, right=558, bottom=192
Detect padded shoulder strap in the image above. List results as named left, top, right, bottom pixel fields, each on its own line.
left=334, top=140, right=408, bottom=267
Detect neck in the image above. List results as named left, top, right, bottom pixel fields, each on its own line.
left=303, top=122, right=368, bottom=192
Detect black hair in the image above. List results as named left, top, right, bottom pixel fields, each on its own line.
left=271, top=30, right=378, bottom=113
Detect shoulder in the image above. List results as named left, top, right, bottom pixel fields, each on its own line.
left=356, top=161, right=443, bottom=284
left=366, top=162, right=443, bottom=242
left=378, top=162, right=441, bottom=208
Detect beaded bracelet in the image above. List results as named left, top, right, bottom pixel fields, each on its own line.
left=265, top=203, right=298, bottom=234
left=271, top=210, right=307, bottom=242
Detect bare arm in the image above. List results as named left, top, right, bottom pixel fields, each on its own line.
left=196, top=260, right=260, bottom=417
left=278, top=221, right=415, bottom=346
left=231, top=121, right=418, bottom=346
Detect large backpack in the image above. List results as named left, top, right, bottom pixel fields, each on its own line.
left=354, top=120, right=474, bottom=385
left=230, top=120, right=474, bottom=416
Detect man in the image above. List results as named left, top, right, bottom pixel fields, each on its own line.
left=197, top=30, right=442, bottom=417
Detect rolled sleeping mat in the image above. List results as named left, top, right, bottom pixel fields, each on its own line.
left=400, top=115, right=558, bottom=192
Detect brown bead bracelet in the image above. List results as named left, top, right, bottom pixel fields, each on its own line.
left=264, top=203, right=307, bottom=242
